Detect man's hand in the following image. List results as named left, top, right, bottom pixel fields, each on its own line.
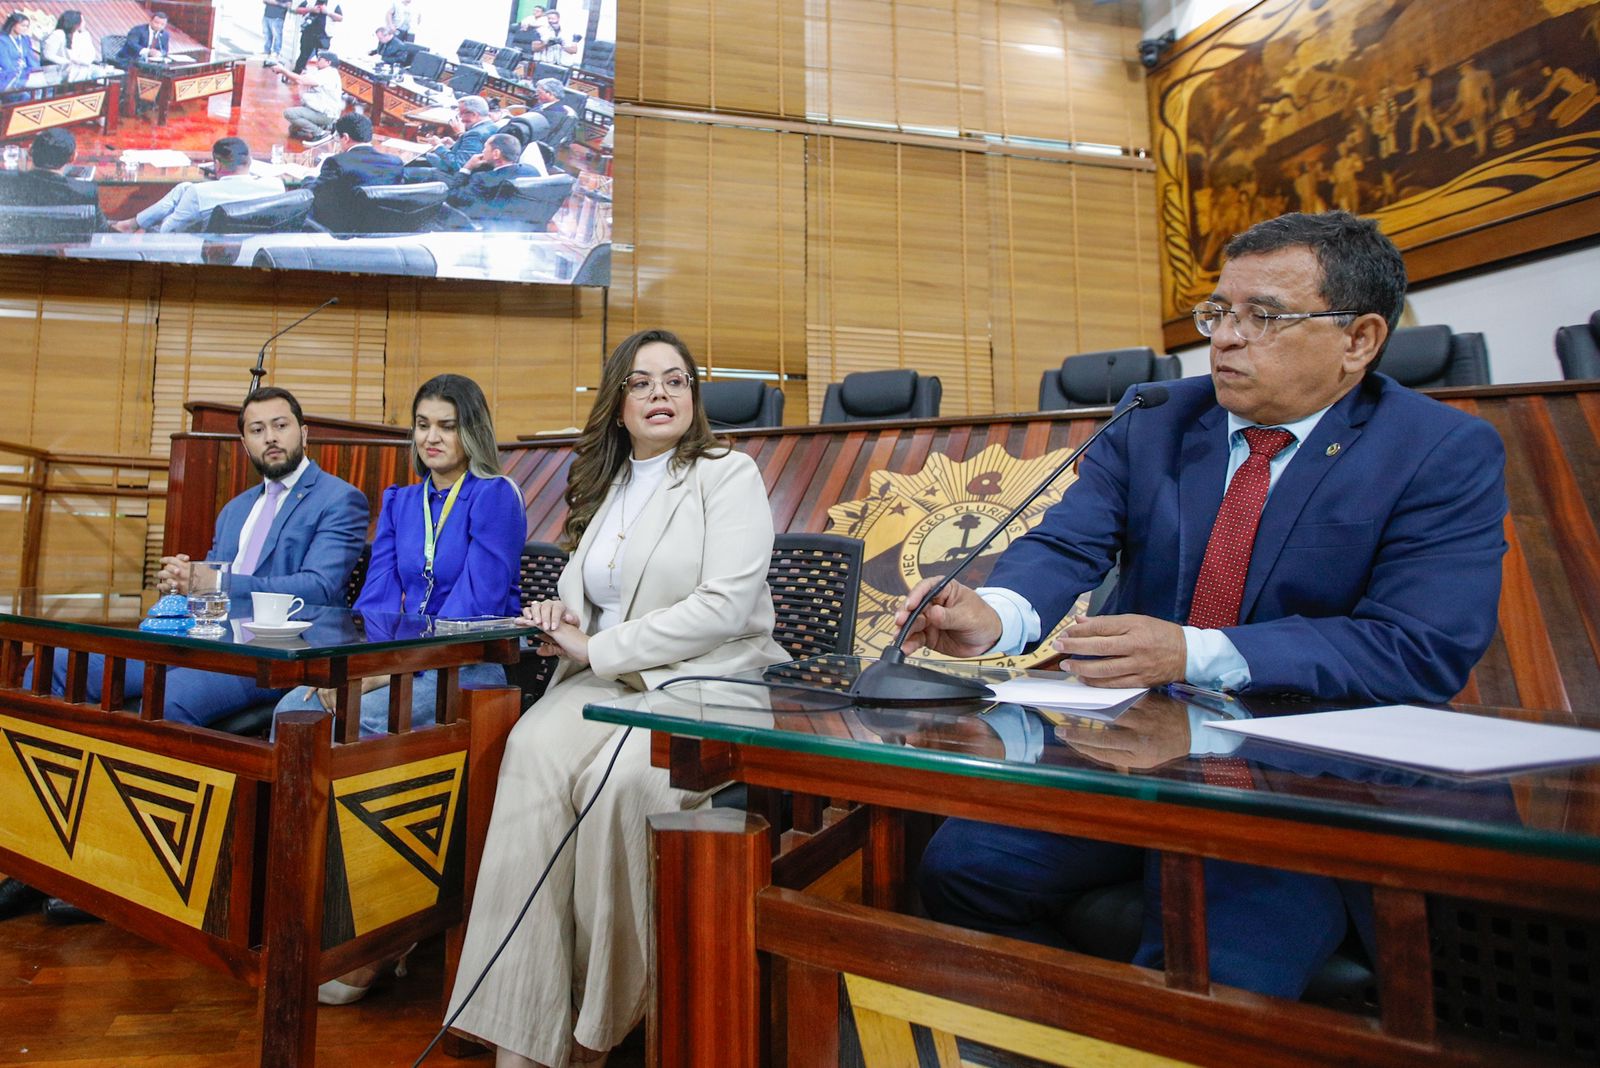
left=1052, top=698, right=1192, bottom=771
left=111, top=218, right=140, bottom=234
left=156, top=554, right=192, bottom=595
left=894, top=578, right=1002, bottom=658
left=461, top=151, right=486, bottom=172
left=1053, top=613, right=1186, bottom=688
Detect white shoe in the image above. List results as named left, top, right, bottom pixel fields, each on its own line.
left=316, top=943, right=414, bottom=1005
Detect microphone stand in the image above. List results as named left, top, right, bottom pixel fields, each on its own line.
left=246, top=297, right=340, bottom=400
left=848, top=387, right=1169, bottom=706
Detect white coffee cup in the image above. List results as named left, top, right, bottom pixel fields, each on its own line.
left=251, top=591, right=305, bottom=627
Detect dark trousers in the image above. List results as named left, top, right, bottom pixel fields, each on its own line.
left=916, top=817, right=1352, bottom=999
left=292, top=29, right=325, bottom=73
left=25, top=650, right=286, bottom=728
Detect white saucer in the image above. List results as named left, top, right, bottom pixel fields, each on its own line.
left=243, top=619, right=313, bottom=639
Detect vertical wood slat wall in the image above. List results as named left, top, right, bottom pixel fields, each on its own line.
left=2, top=0, right=1158, bottom=583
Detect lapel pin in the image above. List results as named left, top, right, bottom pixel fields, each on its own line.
left=1325, top=443, right=1341, bottom=457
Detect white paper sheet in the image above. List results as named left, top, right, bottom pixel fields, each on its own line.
left=1204, top=705, right=1600, bottom=775
left=989, top=677, right=1148, bottom=715
left=120, top=149, right=195, bottom=168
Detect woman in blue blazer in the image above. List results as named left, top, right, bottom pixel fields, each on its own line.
left=275, top=373, right=525, bottom=742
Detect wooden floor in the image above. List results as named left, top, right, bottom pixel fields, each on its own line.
left=0, top=893, right=646, bottom=1067
left=78, top=58, right=308, bottom=158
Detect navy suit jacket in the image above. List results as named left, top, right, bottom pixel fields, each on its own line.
left=116, top=24, right=170, bottom=65
left=209, top=460, right=370, bottom=604
left=985, top=373, right=1508, bottom=704
left=428, top=119, right=496, bottom=173
left=309, top=143, right=406, bottom=230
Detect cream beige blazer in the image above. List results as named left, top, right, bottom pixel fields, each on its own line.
left=552, top=449, right=786, bottom=689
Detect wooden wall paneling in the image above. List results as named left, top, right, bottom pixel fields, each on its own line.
left=1070, top=166, right=1163, bottom=354
left=626, top=0, right=804, bottom=116
left=805, top=137, right=994, bottom=420
left=701, top=126, right=807, bottom=389
left=383, top=279, right=604, bottom=437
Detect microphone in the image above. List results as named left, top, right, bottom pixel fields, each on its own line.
left=246, top=298, right=340, bottom=400
left=848, top=385, right=1170, bottom=706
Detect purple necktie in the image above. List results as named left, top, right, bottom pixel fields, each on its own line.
left=237, top=481, right=286, bottom=576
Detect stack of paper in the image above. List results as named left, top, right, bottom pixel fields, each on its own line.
left=120, top=149, right=194, bottom=168
left=1205, top=705, right=1600, bottom=775
left=989, top=677, right=1148, bottom=722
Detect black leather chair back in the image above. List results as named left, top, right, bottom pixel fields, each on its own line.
left=202, top=189, right=315, bottom=234
left=820, top=369, right=942, bottom=423
left=580, top=39, right=614, bottom=78
left=1379, top=325, right=1491, bottom=389
left=344, top=544, right=371, bottom=607
left=703, top=379, right=784, bottom=429
left=456, top=40, right=488, bottom=64
left=0, top=203, right=98, bottom=244
left=347, top=180, right=450, bottom=233
left=101, top=34, right=126, bottom=63
left=768, top=533, right=863, bottom=658
left=252, top=243, right=438, bottom=275
left=496, top=173, right=575, bottom=232
left=1039, top=347, right=1182, bottom=410
left=508, top=540, right=568, bottom=706
left=448, top=68, right=488, bottom=96
left=1555, top=311, right=1600, bottom=380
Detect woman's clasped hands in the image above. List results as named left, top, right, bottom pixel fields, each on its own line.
left=523, top=597, right=589, bottom=664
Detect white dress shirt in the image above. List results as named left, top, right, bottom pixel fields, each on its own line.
left=136, top=172, right=288, bottom=232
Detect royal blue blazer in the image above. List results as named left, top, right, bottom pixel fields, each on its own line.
left=210, top=460, right=370, bottom=604
left=355, top=471, right=525, bottom=619
left=985, top=373, right=1508, bottom=703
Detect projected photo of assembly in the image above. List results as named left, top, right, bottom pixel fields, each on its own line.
left=0, top=0, right=613, bottom=285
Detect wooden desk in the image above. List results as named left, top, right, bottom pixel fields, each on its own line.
left=0, top=597, right=530, bottom=1066
left=586, top=660, right=1600, bottom=1066
left=127, top=51, right=246, bottom=124
left=336, top=58, right=435, bottom=134
left=0, top=66, right=121, bottom=141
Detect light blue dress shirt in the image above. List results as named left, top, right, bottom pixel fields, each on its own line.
left=978, top=403, right=1333, bottom=690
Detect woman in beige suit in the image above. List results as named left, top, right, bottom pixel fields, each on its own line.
left=446, top=328, right=786, bottom=1067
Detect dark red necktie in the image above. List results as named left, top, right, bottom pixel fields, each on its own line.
left=1188, top=427, right=1292, bottom=791
left=1188, top=427, right=1295, bottom=630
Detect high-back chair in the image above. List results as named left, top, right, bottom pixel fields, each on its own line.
left=702, top=380, right=785, bottom=429
left=1039, top=348, right=1182, bottom=410
left=1555, top=311, right=1600, bottom=380
left=820, top=369, right=942, bottom=423
left=1380, top=325, right=1491, bottom=389
left=507, top=540, right=568, bottom=707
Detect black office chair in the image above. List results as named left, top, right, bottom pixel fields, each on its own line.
left=702, top=380, right=785, bottom=429
left=1039, top=347, right=1182, bottom=410
left=343, top=181, right=450, bottom=234
left=501, top=114, right=552, bottom=153
left=532, top=61, right=571, bottom=85
left=0, top=203, right=99, bottom=244
left=486, top=174, right=574, bottom=232
left=579, top=39, right=614, bottom=79
left=820, top=369, right=942, bottom=423
left=101, top=34, right=126, bottom=65
left=542, top=105, right=581, bottom=153
left=1555, top=311, right=1600, bottom=380
left=572, top=242, right=610, bottom=285
left=505, top=540, right=567, bottom=707
left=447, top=67, right=488, bottom=96
left=493, top=46, right=525, bottom=77
left=199, top=189, right=315, bottom=234
left=252, top=243, right=437, bottom=276
left=1379, top=325, right=1490, bottom=388
left=456, top=39, right=489, bottom=65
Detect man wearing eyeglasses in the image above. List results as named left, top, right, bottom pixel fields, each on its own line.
left=899, top=209, right=1508, bottom=1000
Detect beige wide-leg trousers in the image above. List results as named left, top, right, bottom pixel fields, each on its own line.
left=446, top=669, right=712, bottom=1066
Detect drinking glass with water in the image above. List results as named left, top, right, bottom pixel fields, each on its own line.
left=187, top=560, right=231, bottom=632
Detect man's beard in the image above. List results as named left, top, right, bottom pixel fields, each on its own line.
left=251, top=443, right=304, bottom=481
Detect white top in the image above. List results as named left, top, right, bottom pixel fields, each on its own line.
left=582, top=449, right=674, bottom=632
left=136, top=172, right=289, bottom=232
left=231, top=455, right=311, bottom=570
left=42, top=28, right=97, bottom=65
left=386, top=0, right=416, bottom=32
left=302, top=62, right=344, bottom=117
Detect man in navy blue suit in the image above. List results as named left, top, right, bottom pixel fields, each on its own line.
left=307, top=112, right=404, bottom=231
left=112, top=11, right=170, bottom=67
left=36, top=387, right=369, bottom=726
left=897, top=211, right=1508, bottom=998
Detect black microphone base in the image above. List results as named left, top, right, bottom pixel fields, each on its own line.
left=848, top=657, right=994, bottom=706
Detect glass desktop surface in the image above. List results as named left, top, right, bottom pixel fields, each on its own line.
left=13, top=63, right=123, bottom=89
left=0, top=588, right=537, bottom=661
left=583, top=655, right=1600, bottom=862
left=135, top=49, right=240, bottom=69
